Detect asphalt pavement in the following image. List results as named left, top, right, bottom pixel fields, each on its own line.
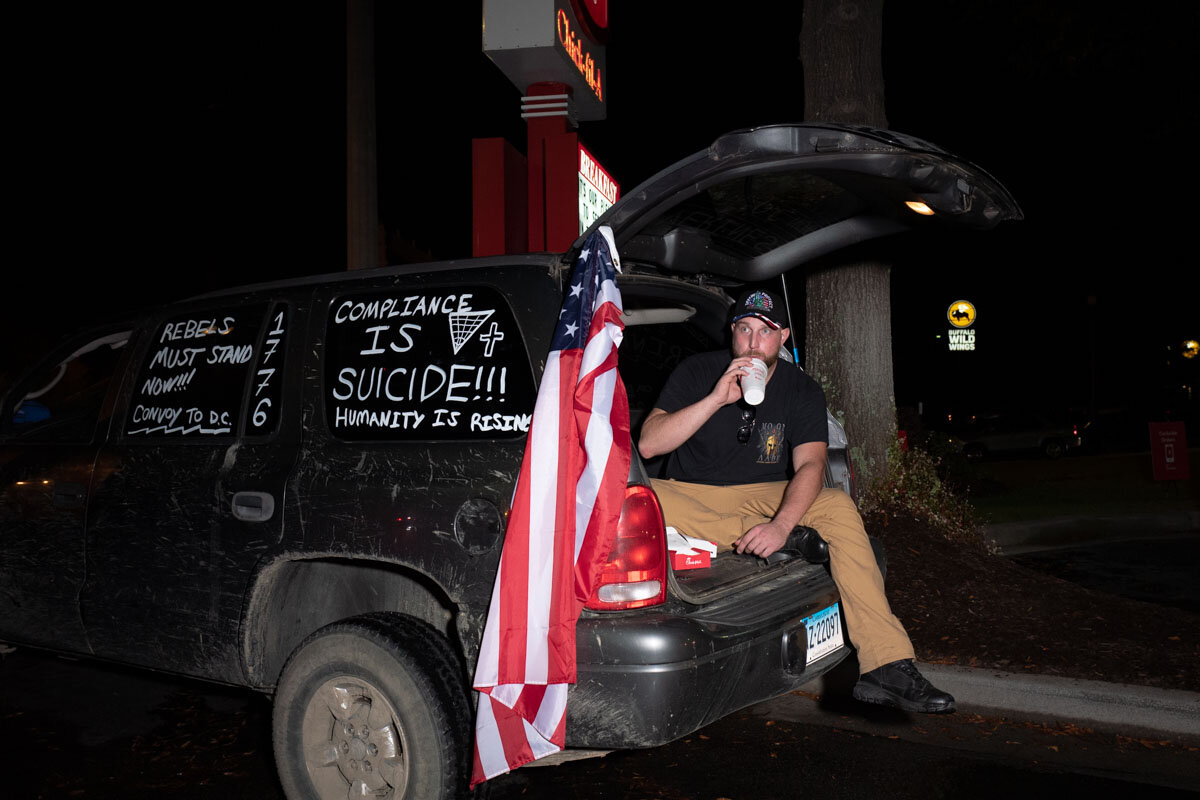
left=9, top=644, right=1194, bottom=798
left=895, top=510, right=1200, bottom=742
left=752, top=666, right=1200, bottom=793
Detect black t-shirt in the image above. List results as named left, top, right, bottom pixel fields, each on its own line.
left=653, top=351, right=828, bottom=486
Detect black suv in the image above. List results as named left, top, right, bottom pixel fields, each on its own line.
left=0, top=125, right=1019, bottom=799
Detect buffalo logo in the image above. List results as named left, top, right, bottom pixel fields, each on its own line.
left=947, top=301, right=976, bottom=328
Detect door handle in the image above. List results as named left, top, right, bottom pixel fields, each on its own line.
left=52, top=482, right=86, bottom=508
left=232, top=491, right=275, bottom=522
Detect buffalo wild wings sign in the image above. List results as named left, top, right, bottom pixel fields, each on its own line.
left=946, top=300, right=976, bottom=352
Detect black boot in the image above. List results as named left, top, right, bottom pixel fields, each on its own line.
left=852, top=659, right=956, bottom=714
left=764, top=526, right=829, bottom=565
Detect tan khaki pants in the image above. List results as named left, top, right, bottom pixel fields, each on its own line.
left=650, top=479, right=915, bottom=673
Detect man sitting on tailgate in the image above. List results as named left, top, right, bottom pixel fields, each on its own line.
left=638, top=288, right=954, bottom=714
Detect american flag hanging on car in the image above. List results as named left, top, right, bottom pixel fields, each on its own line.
left=470, top=227, right=631, bottom=785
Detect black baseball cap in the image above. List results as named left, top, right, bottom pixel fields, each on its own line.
left=731, top=288, right=787, bottom=330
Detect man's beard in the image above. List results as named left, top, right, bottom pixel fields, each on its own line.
left=733, top=344, right=779, bottom=369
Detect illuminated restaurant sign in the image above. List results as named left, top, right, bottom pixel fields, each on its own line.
left=556, top=1, right=603, bottom=103
left=946, top=300, right=976, bottom=352
left=482, top=0, right=608, bottom=121
left=578, top=143, right=619, bottom=233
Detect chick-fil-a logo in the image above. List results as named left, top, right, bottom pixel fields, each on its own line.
left=556, top=8, right=603, bottom=102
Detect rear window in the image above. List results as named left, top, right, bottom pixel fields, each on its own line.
left=323, top=286, right=536, bottom=440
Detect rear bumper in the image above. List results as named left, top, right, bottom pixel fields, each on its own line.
left=565, top=564, right=848, bottom=748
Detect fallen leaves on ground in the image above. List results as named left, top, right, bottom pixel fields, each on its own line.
left=866, top=512, right=1200, bottom=693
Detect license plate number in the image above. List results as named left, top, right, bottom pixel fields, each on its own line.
left=802, top=603, right=844, bottom=665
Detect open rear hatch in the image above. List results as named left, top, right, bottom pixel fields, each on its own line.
left=574, top=123, right=1021, bottom=280
left=595, top=124, right=1021, bottom=604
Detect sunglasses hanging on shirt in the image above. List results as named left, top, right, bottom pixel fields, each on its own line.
left=736, top=405, right=756, bottom=445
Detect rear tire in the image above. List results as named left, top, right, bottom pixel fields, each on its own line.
left=1043, top=439, right=1065, bottom=459
left=272, top=613, right=472, bottom=800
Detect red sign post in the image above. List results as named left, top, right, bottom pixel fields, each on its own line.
left=1149, top=422, right=1190, bottom=480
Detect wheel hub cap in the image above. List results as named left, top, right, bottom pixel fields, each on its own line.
left=301, top=678, right=407, bottom=798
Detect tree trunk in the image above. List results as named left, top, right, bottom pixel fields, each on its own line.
left=803, top=262, right=895, bottom=491
left=799, top=0, right=886, bottom=126
left=346, top=0, right=381, bottom=270
left=800, top=0, right=895, bottom=495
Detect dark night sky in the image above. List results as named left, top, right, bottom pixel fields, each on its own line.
left=8, top=2, right=1199, bottom=424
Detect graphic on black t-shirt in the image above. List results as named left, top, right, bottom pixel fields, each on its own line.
left=757, top=422, right=786, bottom=464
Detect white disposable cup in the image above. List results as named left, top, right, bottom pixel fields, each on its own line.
left=740, top=357, right=767, bottom=406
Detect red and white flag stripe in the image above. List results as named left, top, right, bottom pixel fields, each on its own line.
left=471, top=228, right=630, bottom=786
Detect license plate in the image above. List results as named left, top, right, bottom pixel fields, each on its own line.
left=802, top=603, right=844, bottom=665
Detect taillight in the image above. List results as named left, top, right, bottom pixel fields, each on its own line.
left=585, top=484, right=667, bottom=611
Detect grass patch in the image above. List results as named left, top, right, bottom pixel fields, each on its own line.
left=959, top=449, right=1200, bottom=524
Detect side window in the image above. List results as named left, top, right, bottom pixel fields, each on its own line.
left=6, top=331, right=131, bottom=443
left=324, top=287, right=536, bottom=440
left=244, top=304, right=289, bottom=436
left=125, top=306, right=266, bottom=437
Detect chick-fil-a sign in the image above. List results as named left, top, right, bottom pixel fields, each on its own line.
left=556, top=5, right=603, bottom=102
